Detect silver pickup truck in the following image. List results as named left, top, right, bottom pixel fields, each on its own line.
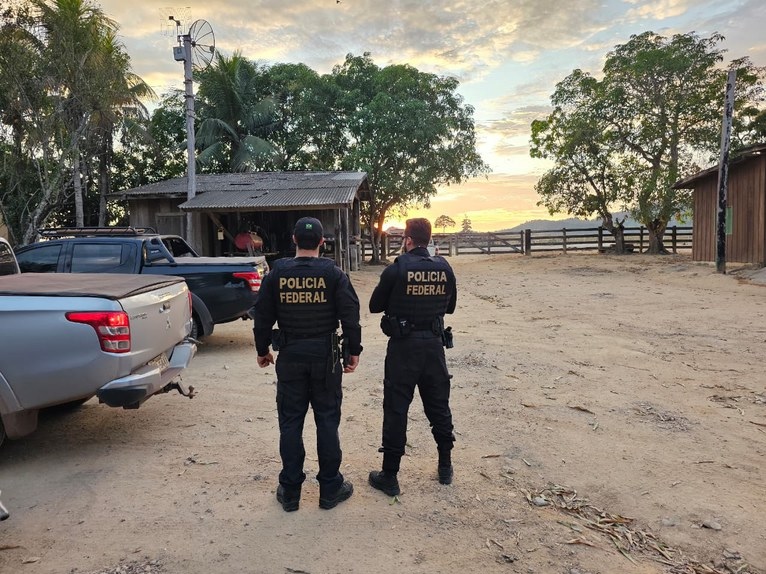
left=0, top=272, right=197, bottom=447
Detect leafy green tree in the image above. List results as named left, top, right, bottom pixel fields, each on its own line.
left=195, top=52, right=278, bottom=172
left=461, top=215, right=472, bottom=233
left=531, top=31, right=765, bottom=254
left=434, top=214, right=456, bottom=232
left=34, top=0, right=121, bottom=227
left=112, top=91, right=187, bottom=192
left=332, top=53, right=489, bottom=262
left=530, top=70, right=636, bottom=252
left=261, top=62, right=345, bottom=170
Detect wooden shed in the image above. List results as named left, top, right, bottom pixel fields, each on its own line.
left=674, top=143, right=766, bottom=265
left=110, top=171, right=370, bottom=272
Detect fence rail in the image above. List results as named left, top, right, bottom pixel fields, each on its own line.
left=360, top=226, right=693, bottom=258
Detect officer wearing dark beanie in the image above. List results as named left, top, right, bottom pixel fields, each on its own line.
left=252, top=216, right=362, bottom=511
left=368, top=217, right=457, bottom=496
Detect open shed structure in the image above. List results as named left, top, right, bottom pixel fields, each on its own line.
left=674, top=143, right=766, bottom=265
left=111, top=171, right=370, bottom=271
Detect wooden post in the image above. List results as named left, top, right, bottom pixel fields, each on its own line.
left=639, top=226, right=644, bottom=253
left=524, top=229, right=532, bottom=255
left=562, top=228, right=567, bottom=254
left=671, top=226, right=677, bottom=254
left=716, top=70, right=736, bottom=274
left=598, top=227, right=603, bottom=252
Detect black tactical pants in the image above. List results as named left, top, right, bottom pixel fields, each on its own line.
left=275, top=348, right=344, bottom=495
left=380, top=332, right=455, bottom=472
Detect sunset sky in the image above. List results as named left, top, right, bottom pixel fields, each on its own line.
left=98, top=0, right=766, bottom=231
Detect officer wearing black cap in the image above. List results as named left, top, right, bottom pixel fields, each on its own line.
left=368, top=217, right=457, bottom=496
left=252, top=217, right=362, bottom=511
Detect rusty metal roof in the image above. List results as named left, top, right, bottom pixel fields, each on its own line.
left=112, top=171, right=369, bottom=211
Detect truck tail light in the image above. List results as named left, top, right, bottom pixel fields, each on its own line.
left=187, top=290, right=193, bottom=316
left=66, top=311, right=131, bottom=353
left=233, top=271, right=262, bottom=292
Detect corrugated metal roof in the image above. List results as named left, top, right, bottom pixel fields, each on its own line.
left=111, top=171, right=370, bottom=211
left=673, top=143, right=766, bottom=189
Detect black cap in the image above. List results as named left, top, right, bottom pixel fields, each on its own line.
left=293, top=217, right=323, bottom=247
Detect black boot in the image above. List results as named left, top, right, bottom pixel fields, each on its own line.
left=319, top=480, right=354, bottom=510
left=276, top=484, right=301, bottom=512
left=438, top=448, right=453, bottom=485
left=368, top=470, right=401, bottom=496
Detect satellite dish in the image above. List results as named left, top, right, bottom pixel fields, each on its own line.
left=188, top=19, right=215, bottom=70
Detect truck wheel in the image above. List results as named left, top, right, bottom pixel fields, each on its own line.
left=0, top=420, right=5, bottom=449
left=190, top=314, right=202, bottom=339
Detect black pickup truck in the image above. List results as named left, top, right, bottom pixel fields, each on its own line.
left=14, top=228, right=269, bottom=338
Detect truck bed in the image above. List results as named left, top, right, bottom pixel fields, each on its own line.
left=0, top=273, right=185, bottom=299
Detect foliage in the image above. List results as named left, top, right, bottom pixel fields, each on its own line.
left=460, top=214, right=472, bottom=232
left=434, top=214, right=456, bottom=232
left=194, top=52, right=278, bottom=172
left=331, top=53, right=489, bottom=262
left=530, top=31, right=765, bottom=254
left=0, top=0, right=152, bottom=245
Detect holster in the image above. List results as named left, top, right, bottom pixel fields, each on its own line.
left=442, top=326, right=454, bottom=349
left=329, top=332, right=341, bottom=374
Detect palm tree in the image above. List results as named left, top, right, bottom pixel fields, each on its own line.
left=87, top=28, right=155, bottom=224
left=195, top=52, right=278, bottom=172
left=34, top=0, right=119, bottom=227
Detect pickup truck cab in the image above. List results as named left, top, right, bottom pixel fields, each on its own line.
left=14, top=227, right=269, bottom=338
left=0, top=273, right=196, bottom=446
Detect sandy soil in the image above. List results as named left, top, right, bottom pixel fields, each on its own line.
left=1, top=253, right=765, bottom=574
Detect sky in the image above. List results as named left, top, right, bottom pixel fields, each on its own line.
left=96, top=0, right=766, bottom=231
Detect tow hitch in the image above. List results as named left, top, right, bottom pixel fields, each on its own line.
left=162, top=380, right=197, bottom=399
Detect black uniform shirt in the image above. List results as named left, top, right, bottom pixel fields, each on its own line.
left=369, top=247, right=457, bottom=319
left=253, top=257, right=362, bottom=356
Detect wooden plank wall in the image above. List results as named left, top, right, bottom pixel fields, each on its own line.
left=692, top=155, right=766, bottom=265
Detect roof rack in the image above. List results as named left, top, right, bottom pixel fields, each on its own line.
left=38, top=226, right=158, bottom=238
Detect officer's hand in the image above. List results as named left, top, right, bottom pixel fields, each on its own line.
left=343, top=355, right=359, bottom=373
left=257, top=352, right=274, bottom=368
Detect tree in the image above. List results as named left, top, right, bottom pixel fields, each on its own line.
left=195, top=52, right=278, bottom=172
left=332, top=53, right=489, bottom=263
left=530, top=31, right=765, bottom=254
left=461, top=215, right=472, bottom=233
left=1, top=0, right=151, bottom=244
left=530, top=70, right=636, bottom=252
left=434, top=214, right=456, bottom=232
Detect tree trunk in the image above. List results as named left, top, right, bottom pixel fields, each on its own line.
left=368, top=221, right=380, bottom=264
left=97, top=132, right=112, bottom=226
left=645, top=220, right=667, bottom=254
left=73, top=150, right=84, bottom=227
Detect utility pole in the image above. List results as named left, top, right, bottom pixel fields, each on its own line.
left=716, top=70, right=736, bottom=274
left=182, top=32, right=196, bottom=249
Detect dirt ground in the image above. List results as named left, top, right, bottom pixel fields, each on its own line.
left=1, top=252, right=765, bottom=574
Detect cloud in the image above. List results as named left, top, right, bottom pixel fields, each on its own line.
left=624, top=0, right=695, bottom=20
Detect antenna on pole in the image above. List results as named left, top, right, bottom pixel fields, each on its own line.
left=160, top=8, right=215, bottom=250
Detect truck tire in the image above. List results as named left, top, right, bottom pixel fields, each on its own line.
left=0, top=419, right=5, bottom=449
left=190, top=313, right=202, bottom=340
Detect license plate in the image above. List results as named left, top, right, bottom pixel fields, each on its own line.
left=148, top=352, right=170, bottom=372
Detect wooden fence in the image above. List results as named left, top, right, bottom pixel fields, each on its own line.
left=360, top=226, right=693, bottom=258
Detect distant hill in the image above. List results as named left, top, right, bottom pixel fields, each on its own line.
left=498, top=212, right=691, bottom=233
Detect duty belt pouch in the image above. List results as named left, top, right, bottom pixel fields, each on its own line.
left=271, top=328, right=283, bottom=351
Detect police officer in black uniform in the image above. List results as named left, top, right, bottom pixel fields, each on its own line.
left=368, top=218, right=457, bottom=496
left=252, top=217, right=362, bottom=511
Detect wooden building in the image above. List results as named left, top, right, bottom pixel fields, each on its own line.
left=111, top=171, right=370, bottom=271
left=674, top=143, right=766, bottom=265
